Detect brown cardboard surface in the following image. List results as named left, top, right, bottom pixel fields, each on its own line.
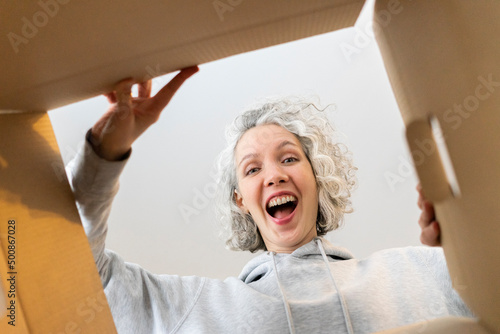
left=0, top=0, right=365, bottom=111
left=374, top=0, right=500, bottom=333
left=0, top=112, right=116, bottom=333
left=375, top=317, right=493, bottom=334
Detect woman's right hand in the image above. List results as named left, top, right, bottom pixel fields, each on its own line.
left=90, top=66, right=199, bottom=161
left=417, top=184, right=441, bottom=246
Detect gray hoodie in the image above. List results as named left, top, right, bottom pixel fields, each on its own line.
left=67, top=141, right=473, bottom=334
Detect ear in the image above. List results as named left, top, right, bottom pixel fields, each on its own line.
left=234, top=189, right=248, bottom=214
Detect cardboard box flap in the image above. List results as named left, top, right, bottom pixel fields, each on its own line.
left=0, top=112, right=117, bottom=333
left=374, top=0, right=500, bottom=332
left=0, top=0, right=365, bottom=111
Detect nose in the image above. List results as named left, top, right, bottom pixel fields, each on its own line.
left=265, top=164, right=289, bottom=186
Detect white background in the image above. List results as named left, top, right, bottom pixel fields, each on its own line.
left=49, top=3, right=422, bottom=280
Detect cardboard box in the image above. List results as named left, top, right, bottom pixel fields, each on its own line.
left=0, top=0, right=364, bottom=111
left=0, top=1, right=365, bottom=332
left=5, top=1, right=497, bottom=333
left=0, top=111, right=115, bottom=333
left=374, top=0, right=500, bottom=333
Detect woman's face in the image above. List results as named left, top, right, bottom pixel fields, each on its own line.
left=234, top=124, right=318, bottom=253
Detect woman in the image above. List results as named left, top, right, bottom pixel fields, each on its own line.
left=67, top=67, right=471, bottom=333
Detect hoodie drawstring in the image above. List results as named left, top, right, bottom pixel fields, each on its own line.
left=271, top=252, right=296, bottom=334
left=316, top=238, right=355, bottom=334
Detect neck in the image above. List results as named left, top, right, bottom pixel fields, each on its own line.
left=265, top=227, right=318, bottom=254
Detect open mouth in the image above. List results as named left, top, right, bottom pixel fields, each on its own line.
left=266, top=195, right=298, bottom=219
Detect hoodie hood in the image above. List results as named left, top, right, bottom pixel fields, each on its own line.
left=238, top=237, right=354, bottom=283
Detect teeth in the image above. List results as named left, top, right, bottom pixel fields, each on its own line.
left=267, top=195, right=297, bottom=208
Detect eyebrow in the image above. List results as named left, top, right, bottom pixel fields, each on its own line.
left=277, top=140, right=298, bottom=150
left=238, top=153, right=259, bottom=167
left=237, top=140, right=299, bottom=167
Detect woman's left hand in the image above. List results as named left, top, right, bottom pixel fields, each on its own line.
left=417, top=184, right=441, bottom=246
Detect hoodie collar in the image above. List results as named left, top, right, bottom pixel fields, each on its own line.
left=238, top=237, right=354, bottom=283
left=290, top=237, right=354, bottom=259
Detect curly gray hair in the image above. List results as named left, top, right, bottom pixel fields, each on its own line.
left=215, top=97, right=357, bottom=252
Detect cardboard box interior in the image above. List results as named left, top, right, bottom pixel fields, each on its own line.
left=2, top=0, right=498, bottom=333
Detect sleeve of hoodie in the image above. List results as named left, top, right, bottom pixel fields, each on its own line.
left=65, top=131, right=127, bottom=271
left=65, top=133, right=206, bottom=333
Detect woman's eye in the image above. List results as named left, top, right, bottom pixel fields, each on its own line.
left=283, top=157, right=297, bottom=163
left=246, top=167, right=259, bottom=175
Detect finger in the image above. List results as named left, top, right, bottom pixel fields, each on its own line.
left=420, top=221, right=441, bottom=246
left=138, top=80, right=152, bottom=98
left=104, top=92, right=117, bottom=104
left=152, top=66, right=199, bottom=109
left=115, top=78, right=135, bottom=105
left=418, top=201, right=435, bottom=228
left=431, top=221, right=441, bottom=246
